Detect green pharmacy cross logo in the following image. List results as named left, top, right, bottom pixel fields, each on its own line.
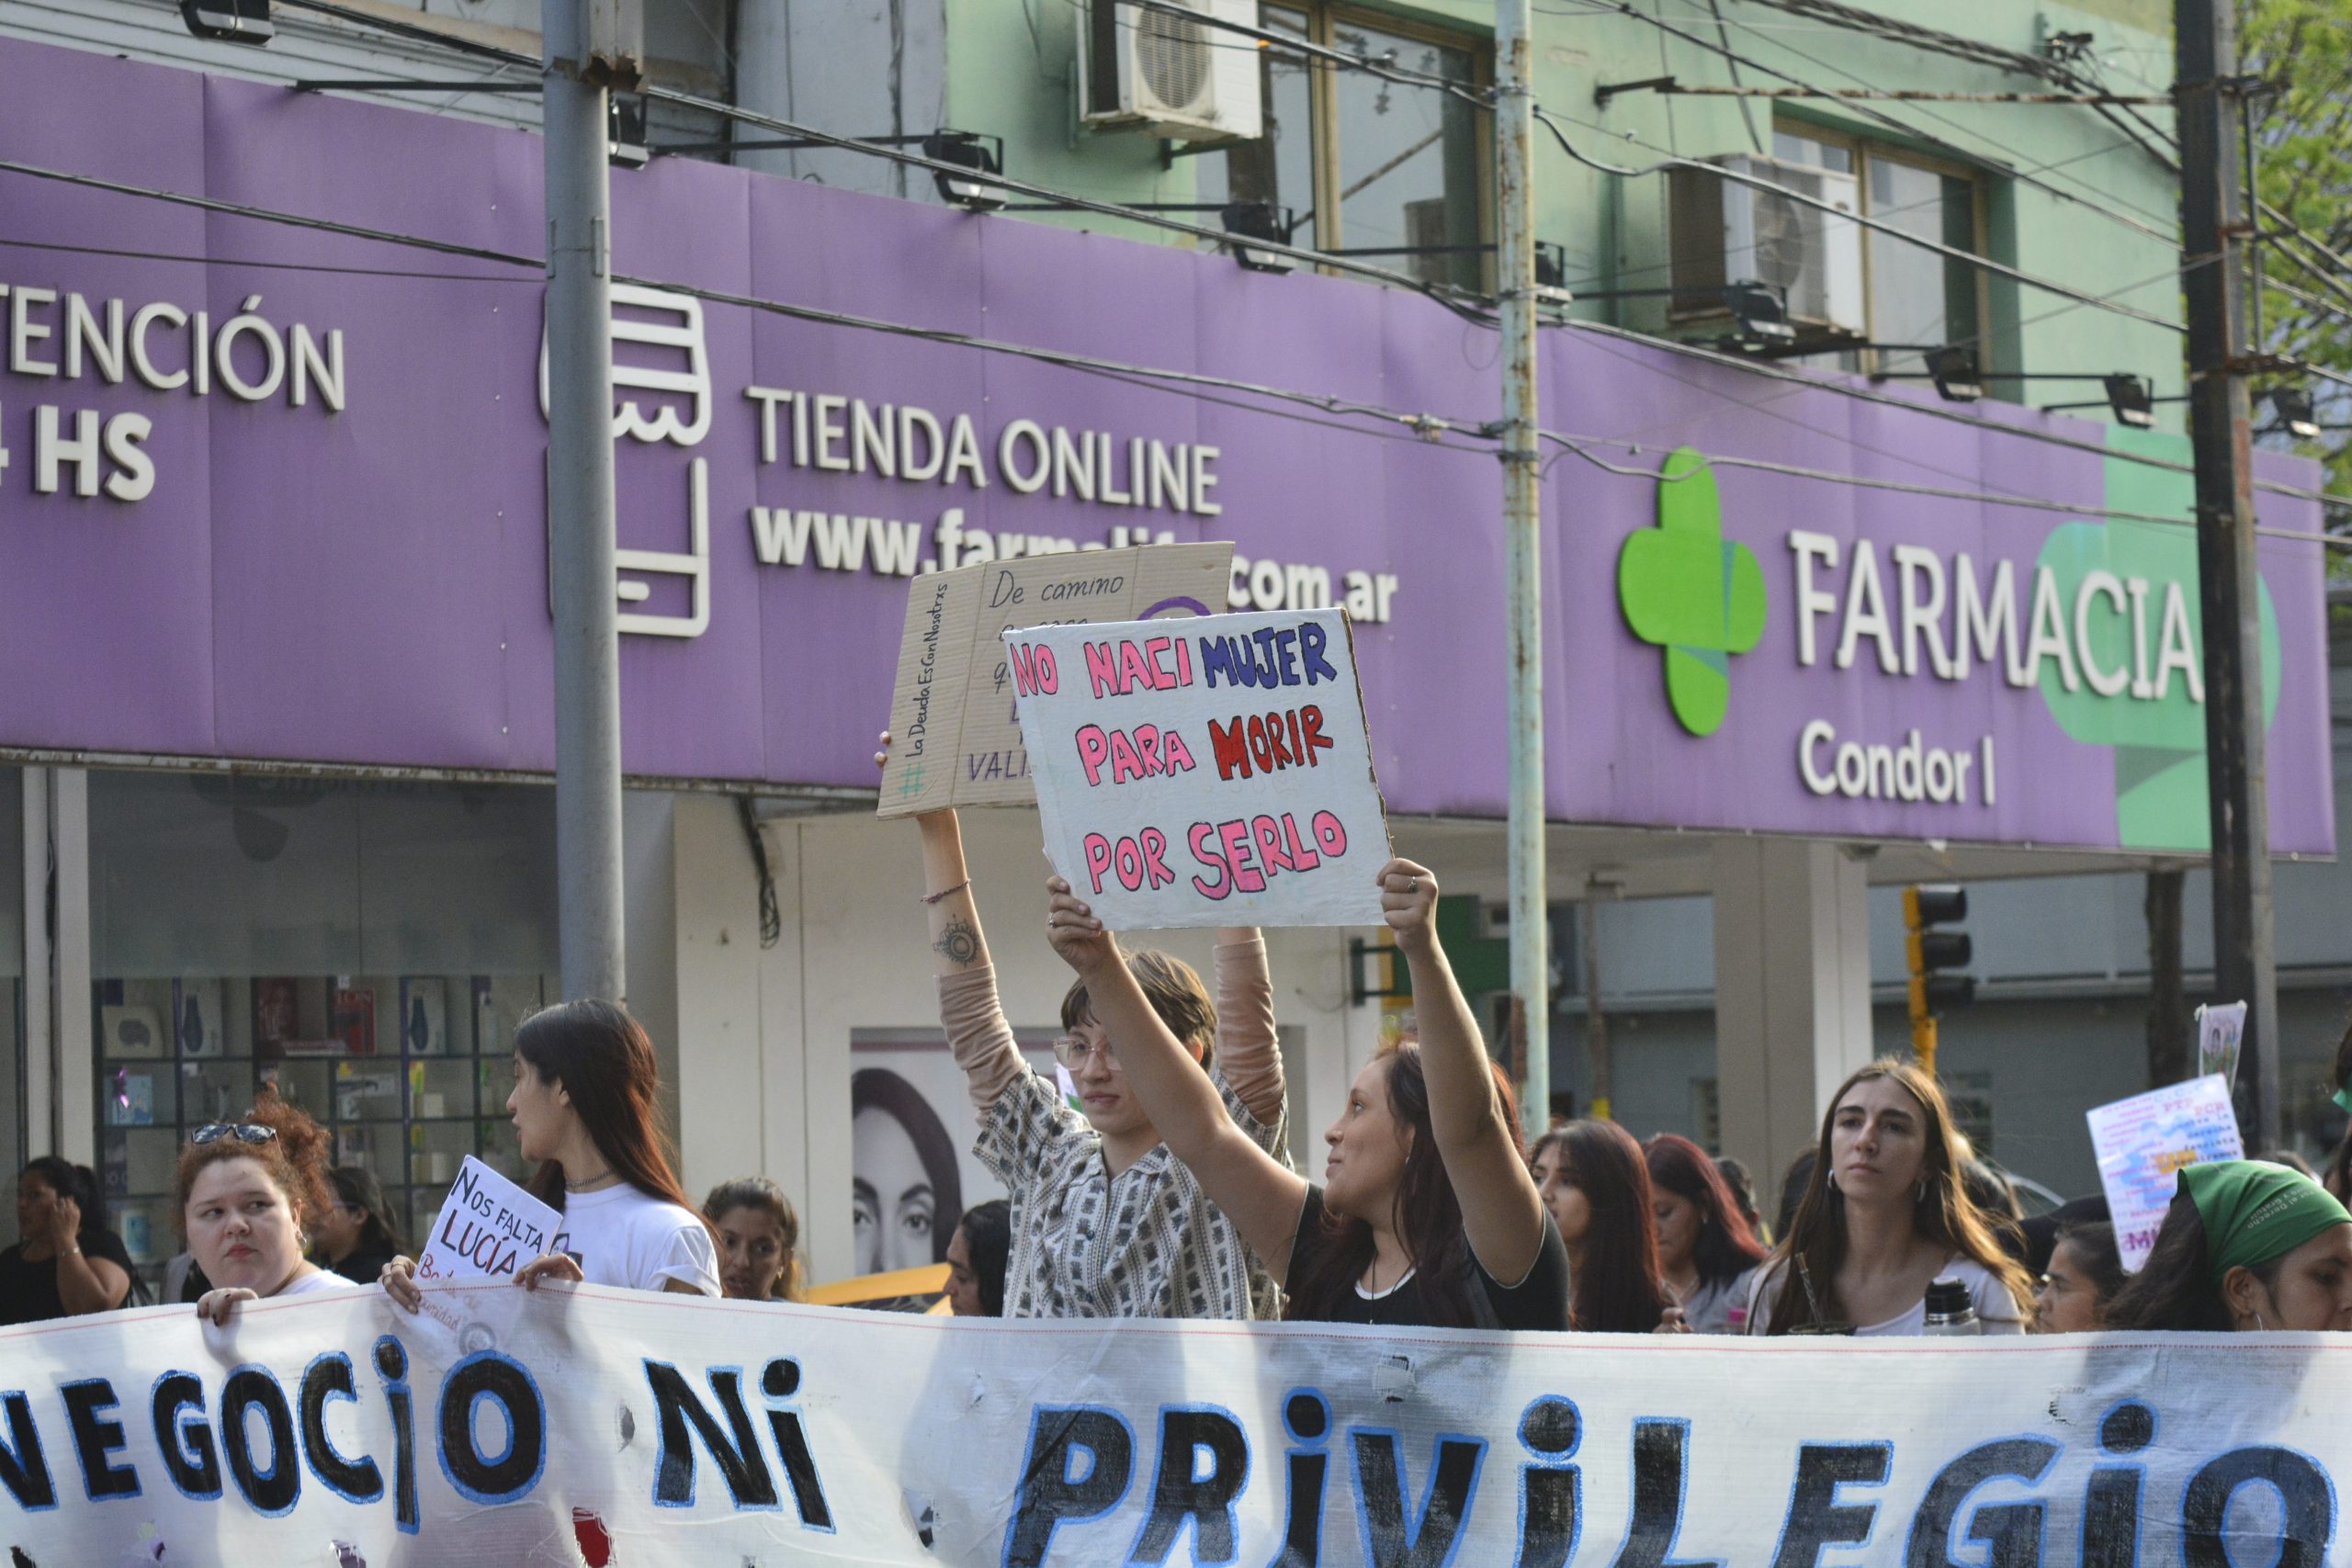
left=1617, top=447, right=1768, bottom=736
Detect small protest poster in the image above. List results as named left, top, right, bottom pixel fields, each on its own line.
left=2086, top=1074, right=2245, bottom=1272
left=415, top=1155, right=560, bottom=1281
left=2197, top=1000, right=2247, bottom=1085
left=876, top=543, right=1234, bottom=817
left=1006, top=605, right=1389, bottom=928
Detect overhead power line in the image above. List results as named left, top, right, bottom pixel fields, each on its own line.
left=1533, top=107, right=2188, bottom=333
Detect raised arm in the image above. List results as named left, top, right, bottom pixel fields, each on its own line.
left=916, top=807, right=1027, bottom=1114
left=1213, top=929, right=1287, bottom=1131
left=1381, top=858, right=1549, bottom=1287
left=1046, top=881, right=1310, bottom=1280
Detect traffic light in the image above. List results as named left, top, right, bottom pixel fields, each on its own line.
left=1903, top=885, right=1973, bottom=1075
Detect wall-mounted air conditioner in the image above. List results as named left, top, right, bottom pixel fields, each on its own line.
left=1669, top=155, right=1865, bottom=342
left=1079, top=0, right=1265, bottom=141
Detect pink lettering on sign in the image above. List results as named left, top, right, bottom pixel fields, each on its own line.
left=1010, top=642, right=1058, bottom=697
left=1074, top=723, right=1202, bottom=786
left=1084, top=828, right=1176, bottom=894
left=1082, top=636, right=1194, bottom=699
left=1189, top=810, right=1347, bottom=898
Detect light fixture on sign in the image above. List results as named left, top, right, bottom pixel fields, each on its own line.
left=1927, top=345, right=1984, bottom=403
left=2269, top=387, right=2322, bottom=439
left=182, top=0, right=274, bottom=43
left=1219, top=203, right=1295, bottom=275
left=2103, top=373, right=2156, bottom=430
left=922, top=131, right=1008, bottom=212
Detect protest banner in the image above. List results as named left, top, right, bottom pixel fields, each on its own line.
left=1, top=1287, right=2344, bottom=1566
left=1007, top=605, right=1388, bottom=928
left=2197, top=1001, right=2248, bottom=1086
left=2087, top=1074, right=2245, bottom=1270
left=877, top=544, right=1234, bottom=818
left=413, top=1156, right=559, bottom=1283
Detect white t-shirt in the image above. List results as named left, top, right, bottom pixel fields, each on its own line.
left=549, top=1184, right=720, bottom=1297
left=1745, top=1255, right=2027, bottom=1336
left=272, top=1267, right=356, bottom=1298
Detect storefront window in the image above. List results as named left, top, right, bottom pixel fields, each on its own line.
left=89, top=773, right=556, bottom=1295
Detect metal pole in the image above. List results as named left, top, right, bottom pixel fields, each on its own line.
left=2175, top=0, right=2278, bottom=1143
left=543, top=0, right=632, bottom=1002
left=1582, top=884, right=1610, bottom=1120
left=1497, top=0, right=1549, bottom=1137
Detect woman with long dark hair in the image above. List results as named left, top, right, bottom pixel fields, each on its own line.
left=1045, top=858, right=1566, bottom=1329
left=2107, top=1161, right=2352, bottom=1332
left=0, top=1156, right=133, bottom=1322
left=2031, top=1220, right=2125, bottom=1334
left=851, top=1067, right=962, bottom=1274
left=382, top=999, right=719, bottom=1303
left=1747, top=1059, right=2032, bottom=1335
left=1527, top=1121, right=1670, bottom=1333
left=311, top=1166, right=405, bottom=1285
left=1644, top=1133, right=1769, bottom=1333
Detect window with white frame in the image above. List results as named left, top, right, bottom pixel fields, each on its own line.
left=1772, top=124, right=1987, bottom=378
left=1198, top=4, right=1488, bottom=290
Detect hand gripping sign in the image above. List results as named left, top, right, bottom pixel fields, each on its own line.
left=415, top=1156, right=560, bottom=1283
left=1007, top=605, right=1389, bottom=928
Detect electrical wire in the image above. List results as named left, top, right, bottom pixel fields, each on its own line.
left=1534, top=107, right=2188, bottom=333
left=93, top=1, right=2350, bottom=508
left=1579, top=0, right=2182, bottom=243
left=1538, top=427, right=2352, bottom=540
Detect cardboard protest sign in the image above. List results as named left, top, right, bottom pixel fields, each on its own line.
left=1006, top=605, right=1389, bottom=928
left=2086, top=1074, right=2245, bottom=1271
left=414, top=1155, right=560, bottom=1281
left=876, top=543, right=1234, bottom=817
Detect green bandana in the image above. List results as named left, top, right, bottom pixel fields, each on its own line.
left=2333, top=1084, right=2352, bottom=1115
left=2181, top=1159, right=2351, bottom=1284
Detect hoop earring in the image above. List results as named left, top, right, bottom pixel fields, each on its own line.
left=1826, top=1169, right=1839, bottom=1191
left=2255, top=1312, right=2267, bottom=1331
left=1916, top=1179, right=1927, bottom=1203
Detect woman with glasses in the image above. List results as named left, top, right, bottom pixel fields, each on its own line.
left=382, top=999, right=720, bottom=1304
left=1045, top=858, right=1569, bottom=1329
left=175, top=1094, right=353, bottom=1325
left=889, top=768, right=1289, bottom=1320
left=310, top=1166, right=406, bottom=1285
left=704, top=1177, right=804, bottom=1302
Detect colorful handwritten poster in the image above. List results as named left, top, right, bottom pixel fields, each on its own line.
left=2086, top=1074, right=2245, bottom=1271
left=1007, top=606, right=1389, bottom=928
left=415, top=1155, right=560, bottom=1282
left=876, top=544, right=1234, bottom=817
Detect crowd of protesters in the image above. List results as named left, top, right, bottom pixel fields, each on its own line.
left=5, top=773, right=2350, bottom=1340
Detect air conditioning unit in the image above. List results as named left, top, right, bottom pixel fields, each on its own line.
left=1079, top=0, right=1265, bottom=141
left=1669, top=155, right=1865, bottom=343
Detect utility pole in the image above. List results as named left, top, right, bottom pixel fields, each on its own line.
left=1497, top=0, right=1549, bottom=1138
left=542, top=0, right=639, bottom=1002
left=2175, top=0, right=2278, bottom=1143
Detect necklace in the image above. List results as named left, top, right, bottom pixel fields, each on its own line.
left=565, top=1166, right=616, bottom=1191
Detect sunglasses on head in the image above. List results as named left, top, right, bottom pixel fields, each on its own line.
left=192, top=1122, right=277, bottom=1146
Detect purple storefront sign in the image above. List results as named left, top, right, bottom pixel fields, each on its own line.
left=0, top=41, right=2331, bottom=857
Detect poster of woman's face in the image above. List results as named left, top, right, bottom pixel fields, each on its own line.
left=848, top=1036, right=1056, bottom=1278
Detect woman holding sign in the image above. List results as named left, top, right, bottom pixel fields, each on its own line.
left=175, top=1091, right=354, bottom=1325
left=888, top=758, right=1290, bottom=1320
left=1044, top=858, right=1568, bottom=1329
left=2106, top=1160, right=2352, bottom=1332
left=382, top=1000, right=719, bottom=1304
left=1746, top=1060, right=2031, bottom=1335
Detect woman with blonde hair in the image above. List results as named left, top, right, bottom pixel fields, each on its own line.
left=1747, top=1059, right=2031, bottom=1335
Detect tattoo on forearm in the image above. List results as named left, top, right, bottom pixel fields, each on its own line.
left=933, top=917, right=981, bottom=967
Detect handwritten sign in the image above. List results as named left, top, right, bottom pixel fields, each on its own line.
left=414, top=1156, right=560, bottom=1282
left=2086, top=1074, right=2245, bottom=1272
left=876, top=543, right=1234, bottom=817
left=1007, top=605, right=1389, bottom=928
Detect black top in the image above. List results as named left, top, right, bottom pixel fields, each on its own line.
left=0, top=1230, right=136, bottom=1325
left=1284, top=1185, right=1571, bottom=1330
left=324, top=1247, right=398, bottom=1285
